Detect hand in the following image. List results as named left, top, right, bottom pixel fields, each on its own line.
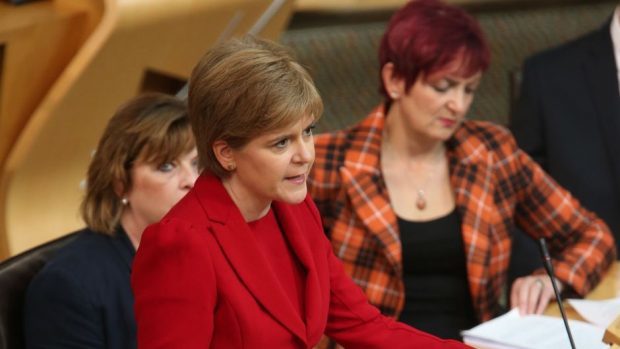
left=510, top=275, right=561, bottom=315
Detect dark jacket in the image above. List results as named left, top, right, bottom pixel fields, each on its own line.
left=23, top=227, right=136, bottom=349
left=511, top=20, right=620, bottom=249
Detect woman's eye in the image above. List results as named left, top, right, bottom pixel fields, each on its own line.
left=432, top=83, right=450, bottom=93
left=303, top=124, right=316, bottom=137
left=274, top=138, right=289, bottom=148
left=158, top=162, right=175, bottom=172
left=465, top=86, right=478, bottom=94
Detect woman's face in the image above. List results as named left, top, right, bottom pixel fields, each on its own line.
left=124, top=148, right=199, bottom=228
left=226, top=115, right=315, bottom=212
left=391, top=67, right=481, bottom=142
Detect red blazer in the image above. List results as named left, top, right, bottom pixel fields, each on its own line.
left=131, top=174, right=468, bottom=348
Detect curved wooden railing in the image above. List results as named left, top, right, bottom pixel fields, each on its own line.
left=0, top=0, right=294, bottom=259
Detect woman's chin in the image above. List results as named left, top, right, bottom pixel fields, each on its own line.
left=277, top=190, right=307, bottom=205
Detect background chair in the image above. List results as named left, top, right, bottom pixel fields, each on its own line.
left=0, top=232, right=78, bottom=349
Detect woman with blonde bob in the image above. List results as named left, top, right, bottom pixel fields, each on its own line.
left=24, top=93, right=199, bottom=348
left=131, top=35, right=470, bottom=348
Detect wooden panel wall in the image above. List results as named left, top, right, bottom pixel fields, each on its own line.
left=0, top=0, right=294, bottom=259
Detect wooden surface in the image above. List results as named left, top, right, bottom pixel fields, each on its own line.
left=0, top=0, right=101, bottom=180
left=0, top=0, right=294, bottom=258
left=0, top=0, right=103, bottom=258
left=544, top=262, right=620, bottom=320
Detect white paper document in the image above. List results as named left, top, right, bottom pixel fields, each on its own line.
left=461, top=308, right=607, bottom=349
left=567, top=297, right=620, bottom=329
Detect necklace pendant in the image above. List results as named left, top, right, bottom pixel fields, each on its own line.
left=416, top=190, right=426, bottom=210
left=416, top=196, right=426, bottom=210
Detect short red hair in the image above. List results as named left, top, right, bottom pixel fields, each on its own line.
left=378, top=0, right=490, bottom=101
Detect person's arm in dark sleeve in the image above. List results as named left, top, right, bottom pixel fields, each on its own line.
left=24, top=268, right=104, bottom=349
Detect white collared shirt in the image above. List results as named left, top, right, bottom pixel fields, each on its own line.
left=610, top=5, right=620, bottom=95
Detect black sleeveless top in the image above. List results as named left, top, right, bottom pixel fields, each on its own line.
left=397, top=209, right=477, bottom=340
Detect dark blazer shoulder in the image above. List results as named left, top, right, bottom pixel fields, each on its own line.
left=28, top=226, right=135, bottom=303
left=40, top=228, right=122, bottom=274
left=525, top=23, right=609, bottom=73
left=25, top=227, right=137, bottom=349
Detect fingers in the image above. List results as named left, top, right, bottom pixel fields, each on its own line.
left=509, top=278, right=521, bottom=313
left=510, top=276, right=554, bottom=315
left=520, top=278, right=543, bottom=314
left=536, top=279, right=556, bottom=314
left=535, top=284, right=554, bottom=314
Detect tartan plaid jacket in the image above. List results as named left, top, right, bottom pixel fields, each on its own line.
left=308, top=106, right=616, bottom=322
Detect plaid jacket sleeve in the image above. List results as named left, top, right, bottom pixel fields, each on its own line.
left=495, top=126, right=616, bottom=295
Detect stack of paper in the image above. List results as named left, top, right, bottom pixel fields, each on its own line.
left=461, top=308, right=608, bottom=349
left=567, top=297, right=620, bottom=328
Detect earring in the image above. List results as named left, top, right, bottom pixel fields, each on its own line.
left=390, top=91, right=399, bottom=99
left=227, top=164, right=236, bottom=171
left=121, top=197, right=128, bottom=205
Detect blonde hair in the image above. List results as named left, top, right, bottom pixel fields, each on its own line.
left=188, top=35, right=323, bottom=178
left=81, top=93, right=194, bottom=235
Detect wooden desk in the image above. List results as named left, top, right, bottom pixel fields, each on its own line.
left=545, top=262, right=620, bottom=320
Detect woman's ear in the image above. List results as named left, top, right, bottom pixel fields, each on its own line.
left=381, top=62, right=405, bottom=99
left=212, top=140, right=236, bottom=172
left=113, top=179, right=125, bottom=198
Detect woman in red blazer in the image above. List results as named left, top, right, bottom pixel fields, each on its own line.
left=131, top=36, right=469, bottom=348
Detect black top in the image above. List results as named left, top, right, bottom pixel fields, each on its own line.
left=23, top=227, right=137, bottom=349
left=397, top=209, right=477, bottom=340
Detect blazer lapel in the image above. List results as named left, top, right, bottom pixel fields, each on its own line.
left=448, top=129, right=496, bottom=321
left=341, top=108, right=402, bottom=274
left=195, top=175, right=307, bottom=343
left=341, top=167, right=401, bottom=272
left=584, top=23, right=620, bottom=202
left=272, top=200, right=325, bottom=341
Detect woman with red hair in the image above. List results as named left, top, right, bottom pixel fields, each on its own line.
left=309, top=0, right=615, bottom=342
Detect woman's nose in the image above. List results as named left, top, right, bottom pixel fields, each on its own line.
left=293, top=139, right=314, bottom=164
left=447, top=91, right=470, bottom=116
left=179, top=163, right=198, bottom=189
